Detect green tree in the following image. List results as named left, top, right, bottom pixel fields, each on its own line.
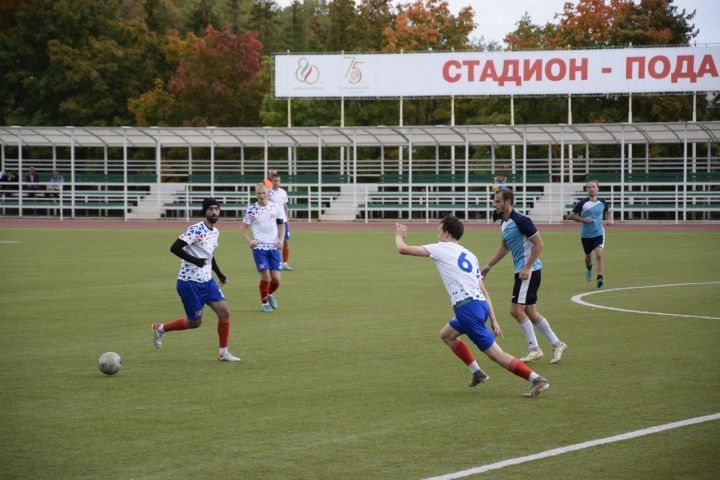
left=248, top=0, right=281, bottom=55
left=186, top=0, right=221, bottom=34
left=351, top=0, right=395, bottom=52
left=0, top=0, right=163, bottom=125
left=327, top=0, right=356, bottom=51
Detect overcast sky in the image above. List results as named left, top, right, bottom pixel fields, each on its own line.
left=274, top=0, right=718, bottom=46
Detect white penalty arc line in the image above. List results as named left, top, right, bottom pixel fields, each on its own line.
left=422, top=413, right=720, bottom=480
left=570, top=282, right=720, bottom=320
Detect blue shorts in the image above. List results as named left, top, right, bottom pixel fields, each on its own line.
left=284, top=222, right=291, bottom=241
left=448, top=300, right=495, bottom=352
left=252, top=248, right=281, bottom=272
left=581, top=235, right=605, bottom=254
left=176, top=279, right=225, bottom=323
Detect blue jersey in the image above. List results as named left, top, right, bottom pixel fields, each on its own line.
left=501, top=210, right=542, bottom=273
left=572, top=198, right=608, bottom=238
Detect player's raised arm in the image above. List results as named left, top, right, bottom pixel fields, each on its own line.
left=394, top=223, right=429, bottom=257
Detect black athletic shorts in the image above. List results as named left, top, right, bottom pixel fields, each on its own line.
left=511, top=269, right=541, bottom=305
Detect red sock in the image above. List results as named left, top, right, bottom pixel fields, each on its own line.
left=163, top=318, right=191, bottom=331
left=259, top=280, right=270, bottom=303
left=451, top=341, right=475, bottom=365
left=217, top=321, right=229, bottom=349
left=282, top=244, right=289, bottom=263
left=509, top=358, right=532, bottom=380
left=269, top=281, right=280, bottom=294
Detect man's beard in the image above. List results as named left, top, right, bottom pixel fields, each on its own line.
left=207, top=215, right=219, bottom=224
left=492, top=210, right=502, bottom=222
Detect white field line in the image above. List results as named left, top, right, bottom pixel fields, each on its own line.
left=570, top=282, right=720, bottom=320
left=422, top=413, right=720, bottom=480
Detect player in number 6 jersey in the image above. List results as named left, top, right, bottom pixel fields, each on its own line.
left=394, top=216, right=549, bottom=398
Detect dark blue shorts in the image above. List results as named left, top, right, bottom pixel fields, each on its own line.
left=252, top=248, right=281, bottom=272
left=581, top=235, right=605, bottom=254
left=449, top=300, right=495, bottom=352
left=176, top=279, right=225, bottom=323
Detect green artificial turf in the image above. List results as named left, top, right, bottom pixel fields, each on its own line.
left=1, top=224, right=718, bottom=479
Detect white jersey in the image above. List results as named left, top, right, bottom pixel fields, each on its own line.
left=423, top=241, right=486, bottom=307
left=243, top=201, right=287, bottom=250
left=177, top=221, right=219, bottom=282
left=268, top=187, right=289, bottom=218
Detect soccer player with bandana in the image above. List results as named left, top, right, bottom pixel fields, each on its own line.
left=241, top=183, right=287, bottom=312
left=151, top=197, right=241, bottom=362
left=395, top=216, right=549, bottom=398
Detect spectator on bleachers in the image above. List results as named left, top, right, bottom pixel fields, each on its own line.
left=48, top=170, right=64, bottom=199
left=1, top=171, right=18, bottom=196
left=24, top=166, right=40, bottom=197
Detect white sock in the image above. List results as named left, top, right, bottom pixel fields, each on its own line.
left=519, top=318, right=539, bottom=349
left=158, top=324, right=165, bottom=333
left=469, top=361, right=481, bottom=373
left=529, top=372, right=540, bottom=383
left=534, top=316, right=560, bottom=346
left=218, top=347, right=227, bottom=355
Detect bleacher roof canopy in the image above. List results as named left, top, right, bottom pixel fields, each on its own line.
left=1, top=122, right=718, bottom=149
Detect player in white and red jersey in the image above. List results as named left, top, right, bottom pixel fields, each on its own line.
left=241, top=183, right=287, bottom=312
left=395, top=216, right=549, bottom=398
left=268, top=173, right=293, bottom=271
left=151, top=197, right=240, bottom=362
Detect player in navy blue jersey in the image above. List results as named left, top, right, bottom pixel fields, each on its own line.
left=481, top=188, right=568, bottom=365
left=567, top=180, right=610, bottom=288
left=395, top=217, right=549, bottom=398
left=151, top=197, right=241, bottom=362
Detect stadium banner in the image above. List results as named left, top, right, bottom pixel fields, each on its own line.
left=275, top=46, right=720, bottom=98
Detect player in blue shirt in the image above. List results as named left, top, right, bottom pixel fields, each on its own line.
left=567, top=180, right=610, bottom=288
left=481, top=188, right=568, bottom=365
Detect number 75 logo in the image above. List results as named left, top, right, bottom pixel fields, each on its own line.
left=345, top=57, right=363, bottom=84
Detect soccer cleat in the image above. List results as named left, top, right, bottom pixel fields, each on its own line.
left=267, top=294, right=279, bottom=310
left=282, top=263, right=293, bottom=271
left=585, top=268, right=592, bottom=282
left=261, top=303, right=272, bottom=313
left=597, top=277, right=604, bottom=288
left=469, top=369, right=490, bottom=387
left=550, top=342, right=568, bottom=364
left=519, top=348, right=544, bottom=363
left=523, top=377, right=550, bottom=398
left=218, top=351, right=241, bottom=362
left=152, top=323, right=164, bottom=349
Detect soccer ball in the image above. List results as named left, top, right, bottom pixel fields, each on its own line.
left=98, top=352, right=122, bottom=376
